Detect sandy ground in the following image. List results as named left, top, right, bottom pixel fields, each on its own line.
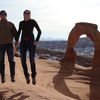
left=0, top=57, right=100, bottom=100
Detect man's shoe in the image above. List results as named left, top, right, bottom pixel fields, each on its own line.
left=26, top=77, right=30, bottom=84
left=1, top=76, right=5, bottom=83
left=11, top=76, right=15, bottom=82
left=32, top=77, right=36, bottom=85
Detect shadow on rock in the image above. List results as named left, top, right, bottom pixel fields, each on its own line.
left=53, top=61, right=81, bottom=100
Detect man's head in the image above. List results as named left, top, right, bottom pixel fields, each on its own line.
left=23, top=10, right=31, bottom=21
left=0, top=10, right=7, bottom=20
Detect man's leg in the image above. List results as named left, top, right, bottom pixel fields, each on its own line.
left=20, top=41, right=30, bottom=84
left=6, top=44, right=15, bottom=82
left=0, top=45, right=5, bottom=83
left=29, top=43, right=36, bottom=85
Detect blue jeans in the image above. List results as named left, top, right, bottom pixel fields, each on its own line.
left=0, top=43, right=15, bottom=78
left=20, top=40, right=36, bottom=78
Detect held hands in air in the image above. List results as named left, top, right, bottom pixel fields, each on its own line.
left=33, top=40, right=38, bottom=45
left=15, top=41, right=20, bottom=51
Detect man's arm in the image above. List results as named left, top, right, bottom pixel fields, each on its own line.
left=11, top=23, right=17, bottom=40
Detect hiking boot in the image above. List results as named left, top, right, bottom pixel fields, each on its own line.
left=11, top=76, right=15, bottom=82
left=26, top=77, right=30, bottom=84
left=32, top=77, right=36, bottom=85
left=1, top=76, right=5, bottom=83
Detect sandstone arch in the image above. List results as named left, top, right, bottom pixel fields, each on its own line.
left=64, top=22, right=100, bottom=76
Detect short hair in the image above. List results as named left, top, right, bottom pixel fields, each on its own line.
left=23, top=10, right=31, bottom=14
left=0, top=10, right=7, bottom=16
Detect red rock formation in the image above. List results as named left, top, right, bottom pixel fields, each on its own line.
left=64, top=22, right=100, bottom=76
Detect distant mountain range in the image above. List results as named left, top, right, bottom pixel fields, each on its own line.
left=40, top=37, right=66, bottom=41
left=37, top=37, right=94, bottom=58
left=74, top=37, right=94, bottom=48
left=36, top=37, right=94, bottom=66
left=39, top=37, right=94, bottom=49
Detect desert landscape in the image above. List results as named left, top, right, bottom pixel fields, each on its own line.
left=0, top=56, right=99, bottom=100
left=0, top=0, right=100, bottom=99
left=1, top=22, right=100, bottom=100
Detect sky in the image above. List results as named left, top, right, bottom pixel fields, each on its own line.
left=1, top=0, right=100, bottom=40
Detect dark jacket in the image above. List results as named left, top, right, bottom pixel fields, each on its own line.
left=16, top=19, right=41, bottom=42
left=0, top=20, right=17, bottom=44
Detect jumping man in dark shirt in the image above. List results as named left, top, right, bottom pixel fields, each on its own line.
left=0, top=10, right=17, bottom=83
left=16, top=10, right=41, bottom=85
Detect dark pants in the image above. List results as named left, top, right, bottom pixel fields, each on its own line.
left=0, top=43, right=15, bottom=78
left=20, top=40, right=36, bottom=78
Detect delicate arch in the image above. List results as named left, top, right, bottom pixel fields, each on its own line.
left=64, top=22, right=100, bottom=75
